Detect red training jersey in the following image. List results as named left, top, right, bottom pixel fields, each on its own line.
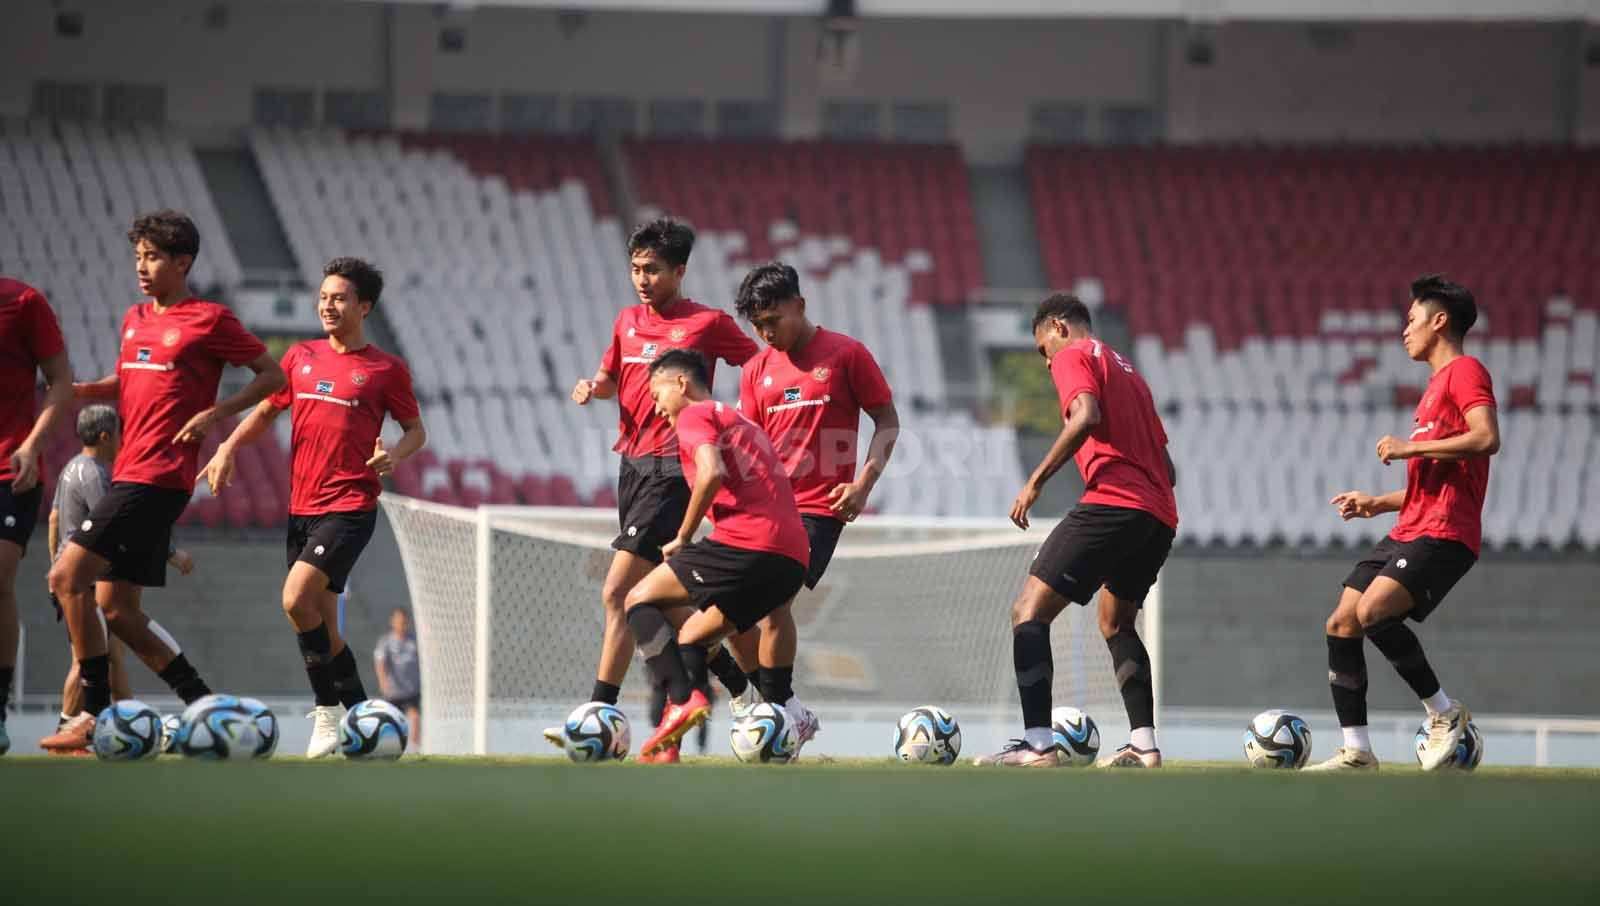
left=268, top=340, right=420, bottom=515
left=1390, top=355, right=1495, bottom=556
left=738, top=327, right=893, bottom=517
left=115, top=299, right=268, bottom=492
left=0, top=278, right=66, bottom=483
left=1049, top=338, right=1178, bottom=529
left=599, top=299, right=757, bottom=458
left=674, top=399, right=810, bottom=566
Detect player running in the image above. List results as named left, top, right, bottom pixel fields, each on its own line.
left=976, top=294, right=1178, bottom=768
left=0, top=277, right=73, bottom=754
left=42, top=210, right=285, bottom=753
left=46, top=405, right=196, bottom=748
left=624, top=350, right=811, bottom=759
left=1308, top=275, right=1498, bottom=772
left=204, top=257, right=425, bottom=758
left=555, top=218, right=758, bottom=761
left=730, top=262, right=899, bottom=743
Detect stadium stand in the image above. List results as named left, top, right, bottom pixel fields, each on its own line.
left=1028, top=145, right=1600, bottom=549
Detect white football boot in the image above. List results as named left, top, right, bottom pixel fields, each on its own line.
left=1096, top=744, right=1163, bottom=768
left=542, top=726, right=566, bottom=750
left=973, top=739, right=1062, bottom=767
left=306, top=705, right=343, bottom=758
left=728, top=685, right=759, bottom=720
left=787, top=701, right=821, bottom=757
left=1417, top=700, right=1470, bottom=772
left=1304, top=746, right=1379, bottom=772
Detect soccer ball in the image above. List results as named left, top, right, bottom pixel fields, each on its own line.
left=1413, top=720, right=1483, bottom=770
left=159, top=713, right=182, bottom=755
left=176, top=694, right=261, bottom=760
left=894, top=706, right=962, bottom=765
left=1050, top=706, right=1100, bottom=766
left=93, top=700, right=162, bottom=761
left=237, top=697, right=279, bottom=759
left=340, top=699, right=409, bottom=760
left=561, top=701, right=630, bottom=763
left=730, top=702, right=800, bottom=764
left=1243, top=709, right=1312, bottom=769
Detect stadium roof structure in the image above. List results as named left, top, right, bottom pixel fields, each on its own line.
left=364, top=0, right=1600, bottom=22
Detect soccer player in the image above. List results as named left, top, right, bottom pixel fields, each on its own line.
left=0, top=277, right=73, bottom=754
left=976, top=294, right=1178, bottom=768
left=559, top=217, right=758, bottom=760
left=623, top=350, right=810, bottom=758
left=1308, top=275, right=1498, bottom=772
left=204, top=257, right=425, bottom=758
left=42, top=210, right=286, bottom=753
left=47, top=405, right=196, bottom=740
left=731, top=262, right=899, bottom=743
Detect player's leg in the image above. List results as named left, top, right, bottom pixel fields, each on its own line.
left=1303, top=585, right=1380, bottom=771
left=753, top=604, right=821, bottom=748
left=0, top=538, right=21, bottom=753
left=284, top=513, right=376, bottom=757
left=723, top=627, right=761, bottom=715
left=42, top=541, right=115, bottom=748
left=623, top=564, right=710, bottom=755
left=1095, top=516, right=1173, bottom=768
left=972, top=576, right=1071, bottom=767
left=109, top=635, right=132, bottom=701
left=99, top=579, right=210, bottom=701
left=597, top=550, right=655, bottom=701
left=1356, top=567, right=1469, bottom=772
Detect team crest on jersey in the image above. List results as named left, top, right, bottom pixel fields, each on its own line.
left=316, top=380, right=335, bottom=394
left=627, top=327, right=636, bottom=338
left=125, top=328, right=134, bottom=339
left=301, top=365, right=312, bottom=374
left=136, top=348, right=152, bottom=362
left=812, top=366, right=831, bottom=382
left=670, top=327, right=687, bottom=342
left=642, top=343, right=658, bottom=357
left=784, top=387, right=802, bottom=403
left=350, top=370, right=369, bottom=386
left=161, top=328, right=182, bottom=347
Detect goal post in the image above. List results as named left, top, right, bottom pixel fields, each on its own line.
left=379, top=495, right=1161, bottom=756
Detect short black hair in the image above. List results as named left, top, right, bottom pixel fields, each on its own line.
left=324, top=256, right=384, bottom=306
left=128, top=210, right=200, bottom=265
left=1410, top=274, right=1477, bottom=338
left=1031, top=293, right=1092, bottom=333
left=77, top=404, right=120, bottom=446
left=735, top=262, right=801, bottom=322
left=629, top=217, right=695, bottom=267
left=648, top=348, right=711, bottom=389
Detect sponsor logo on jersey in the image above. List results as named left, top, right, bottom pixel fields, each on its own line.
left=812, top=366, right=831, bottom=382
left=161, top=328, right=181, bottom=347
left=670, top=327, right=687, bottom=342
left=350, top=370, right=369, bottom=386
left=641, top=343, right=658, bottom=357
left=784, top=387, right=802, bottom=403
left=136, top=348, right=152, bottom=362
left=316, top=380, right=335, bottom=394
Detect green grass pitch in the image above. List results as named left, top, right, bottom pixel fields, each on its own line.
left=7, top=757, right=1597, bottom=903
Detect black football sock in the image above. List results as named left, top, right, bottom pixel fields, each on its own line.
left=706, top=646, right=749, bottom=696
left=591, top=681, right=621, bottom=705
left=1326, top=635, right=1369, bottom=727
left=648, top=676, right=667, bottom=726
left=625, top=606, right=693, bottom=704
left=744, top=671, right=761, bottom=697
left=758, top=665, right=794, bottom=706
left=296, top=624, right=339, bottom=707
left=79, top=654, right=112, bottom=716
left=1366, top=620, right=1442, bottom=700
left=0, top=665, right=13, bottom=720
left=1013, top=620, right=1053, bottom=730
left=329, top=644, right=368, bottom=708
left=1105, top=627, right=1155, bottom=732
left=681, top=643, right=710, bottom=695
left=157, top=653, right=212, bottom=705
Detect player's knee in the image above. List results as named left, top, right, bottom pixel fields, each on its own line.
left=603, top=579, right=633, bottom=613
left=282, top=590, right=317, bottom=622
left=1355, top=598, right=1393, bottom=630
left=620, top=585, right=650, bottom=613
left=1325, top=611, right=1360, bottom=637
left=46, top=560, right=78, bottom=599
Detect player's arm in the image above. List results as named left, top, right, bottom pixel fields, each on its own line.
left=174, top=351, right=287, bottom=445
left=1377, top=405, right=1500, bottom=464
left=203, top=398, right=286, bottom=495
left=367, top=417, right=427, bottom=477
left=373, top=648, right=392, bottom=696
left=47, top=506, right=60, bottom=562
left=12, top=351, right=73, bottom=492
left=74, top=374, right=118, bottom=399
left=662, top=443, right=723, bottom=559
left=828, top=401, right=900, bottom=522
left=1330, top=489, right=1405, bottom=520
left=1011, top=392, right=1101, bottom=530
left=573, top=368, right=617, bottom=404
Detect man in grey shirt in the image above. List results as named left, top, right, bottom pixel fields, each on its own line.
left=374, top=607, right=421, bottom=747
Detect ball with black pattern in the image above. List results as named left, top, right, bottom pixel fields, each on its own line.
left=159, top=713, right=182, bottom=755
left=894, top=705, right=962, bottom=765
left=1050, top=706, right=1101, bottom=767
left=1413, top=720, right=1483, bottom=770
left=1243, top=709, right=1312, bottom=769
left=561, top=701, right=631, bottom=763
left=340, top=699, right=409, bottom=760
left=237, top=697, right=279, bottom=759
left=93, top=699, right=163, bottom=761
left=176, top=694, right=261, bottom=761
left=731, top=702, right=800, bottom=764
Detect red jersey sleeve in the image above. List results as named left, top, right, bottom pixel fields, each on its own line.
left=204, top=307, right=269, bottom=367
left=383, top=360, right=421, bottom=422
left=1049, top=346, right=1101, bottom=418
left=847, top=342, right=893, bottom=411
left=1451, top=358, right=1496, bottom=414
left=599, top=315, right=622, bottom=375
left=23, top=289, right=66, bottom=362
left=738, top=364, right=763, bottom=428
left=675, top=404, right=720, bottom=455
left=267, top=346, right=297, bottom=410
left=707, top=313, right=759, bottom=366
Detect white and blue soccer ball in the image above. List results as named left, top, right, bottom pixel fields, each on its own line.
left=561, top=701, right=630, bottom=763
left=731, top=702, right=800, bottom=764
left=1413, top=720, right=1483, bottom=770
left=340, top=699, right=409, bottom=760
left=1050, top=706, right=1100, bottom=767
left=1243, top=709, right=1312, bottom=769
left=93, top=699, right=163, bottom=761
left=237, top=697, right=279, bottom=759
left=894, top=705, right=962, bottom=765
left=176, top=694, right=261, bottom=760
left=159, top=713, right=182, bottom=755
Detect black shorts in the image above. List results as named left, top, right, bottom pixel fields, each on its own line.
left=1029, top=503, right=1175, bottom=606
left=287, top=509, right=378, bottom=594
left=389, top=694, right=421, bottom=714
left=801, top=514, right=845, bottom=589
left=71, top=482, right=189, bottom=587
left=0, top=483, right=43, bottom=554
left=667, top=539, right=807, bottom=633
left=612, top=456, right=689, bottom=564
left=1342, top=535, right=1476, bottom=622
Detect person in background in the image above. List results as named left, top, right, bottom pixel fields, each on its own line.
left=374, top=607, right=421, bottom=748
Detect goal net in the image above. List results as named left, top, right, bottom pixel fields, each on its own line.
left=379, top=495, right=1161, bottom=756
